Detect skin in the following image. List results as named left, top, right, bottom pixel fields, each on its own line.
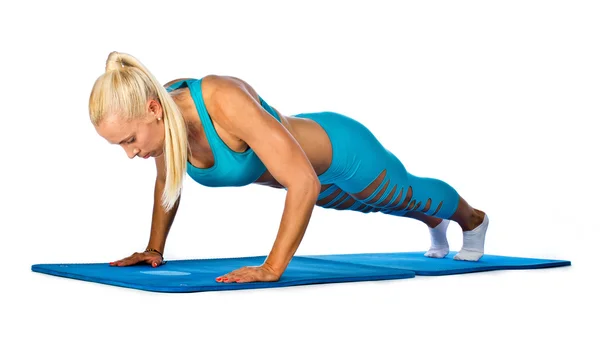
left=96, top=75, right=485, bottom=284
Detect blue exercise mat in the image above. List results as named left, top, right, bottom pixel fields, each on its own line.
left=31, top=255, right=415, bottom=293
left=31, top=252, right=570, bottom=293
left=305, top=251, right=571, bottom=276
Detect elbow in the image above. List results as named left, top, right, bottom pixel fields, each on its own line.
left=307, top=176, right=321, bottom=201
left=291, top=172, right=321, bottom=202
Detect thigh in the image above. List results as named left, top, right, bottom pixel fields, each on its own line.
left=316, top=184, right=381, bottom=213
left=335, top=151, right=415, bottom=212
left=327, top=122, right=454, bottom=217
left=302, top=111, right=458, bottom=218
left=300, top=111, right=412, bottom=212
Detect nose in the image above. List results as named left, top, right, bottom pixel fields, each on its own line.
left=126, top=147, right=140, bottom=159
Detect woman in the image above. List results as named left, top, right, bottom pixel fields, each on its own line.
left=90, top=51, right=489, bottom=284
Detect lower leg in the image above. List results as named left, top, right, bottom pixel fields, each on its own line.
left=449, top=195, right=489, bottom=261
left=404, top=211, right=450, bottom=258
left=449, top=196, right=486, bottom=231
left=403, top=211, right=442, bottom=229
left=403, top=195, right=489, bottom=261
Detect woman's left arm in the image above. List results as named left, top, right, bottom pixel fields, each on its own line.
left=204, top=75, right=321, bottom=283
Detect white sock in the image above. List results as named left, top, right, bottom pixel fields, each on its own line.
left=424, top=219, right=450, bottom=258
left=454, top=214, right=489, bottom=261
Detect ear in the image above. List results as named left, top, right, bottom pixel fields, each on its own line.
left=147, top=99, right=163, bottom=119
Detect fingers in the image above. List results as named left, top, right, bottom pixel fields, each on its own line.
left=109, top=252, right=138, bottom=266
left=110, top=258, right=136, bottom=266
left=216, top=269, right=240, bottom=283
left=216, top=267, right=258, bottom=283
left=218, top=266, right=281, bottom=283
left=109, top=252, right=162, bottom=267
left=215, top=274, right=233, bottom=283
left=233, top=275, right=256, bottom=283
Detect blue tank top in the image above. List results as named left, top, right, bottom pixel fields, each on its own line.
left=165, top=78, right=282, bottom=187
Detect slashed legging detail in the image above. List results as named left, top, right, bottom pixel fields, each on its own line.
left=293, top=111, right=460, bottom=220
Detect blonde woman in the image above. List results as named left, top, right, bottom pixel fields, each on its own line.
left=89, top=51, right=489, bottom=284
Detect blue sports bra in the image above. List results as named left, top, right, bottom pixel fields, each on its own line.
left=165, top=77, right=282, bottom=187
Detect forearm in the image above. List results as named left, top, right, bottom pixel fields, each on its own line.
left=146, top=178, right=180, bottom=254
left=263, top=179, right=320, bottom=275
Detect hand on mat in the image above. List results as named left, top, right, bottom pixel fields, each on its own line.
left=216, top=264, right=280, bottom=283
left=109, top=251, right=164, bottom=268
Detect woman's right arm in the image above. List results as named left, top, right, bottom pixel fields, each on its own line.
left=109, top=154, right=180, bottom=267
left=145, top=173, right=180, bottom=258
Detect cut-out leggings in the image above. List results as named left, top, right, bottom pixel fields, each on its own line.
left=293, top=111, right=460, bottom=219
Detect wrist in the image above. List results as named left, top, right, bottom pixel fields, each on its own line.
left=145, top=247, right=163, bottom=259
left=262, top=259, right=286, bottom=278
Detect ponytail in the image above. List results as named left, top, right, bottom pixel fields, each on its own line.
left=89, top=51, right=188, bottom=211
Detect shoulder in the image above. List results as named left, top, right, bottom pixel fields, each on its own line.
left=200, top=74, right=260, bottom=107
left=162, top=75, right=245, bottom=104
left=163, top=75, right=248, bottom=90
left=201, top=74, right=243, bottom=93
left=162, top=77, right=195, bottom=89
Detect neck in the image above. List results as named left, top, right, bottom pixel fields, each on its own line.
left=171, top=90, right=208, bottom=153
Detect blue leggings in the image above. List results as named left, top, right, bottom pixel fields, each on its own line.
left=293, top=111, right=460, bottom=219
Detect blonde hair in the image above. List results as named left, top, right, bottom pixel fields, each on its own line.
left=88, top=51, right=189, bottom=211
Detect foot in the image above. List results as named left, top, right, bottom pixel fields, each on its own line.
left=454, top=212, right=489, bottom=261
left=425, top=219, right=450, bottom=258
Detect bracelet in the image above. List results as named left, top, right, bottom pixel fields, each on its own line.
left=145, top=248, right=163, bottom=258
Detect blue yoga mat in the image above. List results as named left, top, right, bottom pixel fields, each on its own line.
left=31, top=252, right=570, bottom=293
left=305, top=251, right=571, bottom=276
left=31, top=255, right=415, bottom=293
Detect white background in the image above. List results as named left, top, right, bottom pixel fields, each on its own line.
left=2, top=0, right=598, bottom=357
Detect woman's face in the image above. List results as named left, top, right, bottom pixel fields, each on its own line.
left=96, top=99, right=165, bottom=159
